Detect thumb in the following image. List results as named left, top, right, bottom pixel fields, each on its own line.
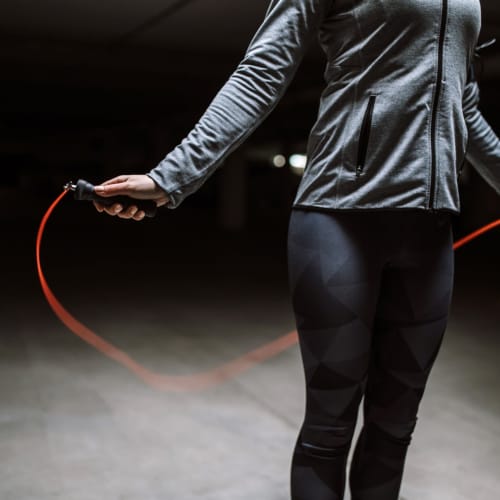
left=94, top=181, right=132, bottom=197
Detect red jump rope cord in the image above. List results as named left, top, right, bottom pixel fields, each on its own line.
left=36, top=190, right=297, bottom=391
left=452, top=218, right=500, bottom=250
left=36, top=190, right=500, bottom=392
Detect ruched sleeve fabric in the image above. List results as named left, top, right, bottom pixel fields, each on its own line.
left=463, top=69, right=500, bottom=196
left=147, top=0, right=331, bottom=208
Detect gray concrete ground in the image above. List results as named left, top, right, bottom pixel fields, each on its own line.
left=1, top=212, right=499, bottom=500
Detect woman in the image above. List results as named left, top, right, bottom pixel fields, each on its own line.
left=94, top=1, right=500, bottom=499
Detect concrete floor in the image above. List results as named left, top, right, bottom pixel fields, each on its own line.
left=1, top=208, right=499, bottom=500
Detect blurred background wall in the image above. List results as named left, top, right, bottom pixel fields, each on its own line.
left=0, top=0, right=499, bottom=230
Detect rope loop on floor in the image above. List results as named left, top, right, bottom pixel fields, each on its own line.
left=36, top=189, right=500, bottom=392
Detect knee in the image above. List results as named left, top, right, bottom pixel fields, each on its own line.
left=367, top=418, right=418, bottom=447
left=299, top=422, right=356, bottom=459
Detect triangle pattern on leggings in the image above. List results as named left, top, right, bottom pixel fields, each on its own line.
left=399, top=321, right=445, bottom=372
left=293, top=260, right=358, bottom=330
left=308, top=363, right=359, bottom=390
left=326, top=282, right=375, bottom=329
left=299, top=327, right=342, bottom=362
left=308, top=384, right=363, bottom=419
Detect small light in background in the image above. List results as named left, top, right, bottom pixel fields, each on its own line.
left=272, top=154, right=287, bottom=168
left=289, top=154, right=307, bottom=175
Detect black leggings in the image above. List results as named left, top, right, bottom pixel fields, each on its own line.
left=287, top=209, right=454, bottom=500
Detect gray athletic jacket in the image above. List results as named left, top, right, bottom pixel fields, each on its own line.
left=148, top=0, right=500, bottom=213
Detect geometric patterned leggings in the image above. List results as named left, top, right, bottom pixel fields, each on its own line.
left=287, top=208, right=455, bottom=500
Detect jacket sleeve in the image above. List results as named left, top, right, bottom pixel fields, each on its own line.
left=462, top=68, right=500, bottom=196
left=147, top=0, right=331, bottom=208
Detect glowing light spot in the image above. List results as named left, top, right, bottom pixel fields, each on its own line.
left=272, top=154, right=287, bottom=168
left=289, top=154, right=307, bottom=176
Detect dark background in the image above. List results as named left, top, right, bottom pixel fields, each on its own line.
left=1, top=0, right=499, bottom=335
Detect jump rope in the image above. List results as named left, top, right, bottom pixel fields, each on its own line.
left=36, top=179, right=500, bottom=392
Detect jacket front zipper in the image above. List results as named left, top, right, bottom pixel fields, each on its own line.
left=429, top=0, right=449, bottom=208
left=356, top=95, right=377, bottom=177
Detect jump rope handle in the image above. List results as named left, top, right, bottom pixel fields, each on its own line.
left=64, top=179, right=157, bottom=218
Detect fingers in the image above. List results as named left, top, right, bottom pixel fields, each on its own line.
left=117, top=205, right=139, bottom=219
left=93, top=201, right=123, bottom=216
left=93, top=201, right=105, bottom=213
left=107, top=204, right=124, bottom=216
left=133, top=211, right=146, bottom=221
left=95, top=202, right=145, bottom=221
left=117, top=205, right=145, bottom=221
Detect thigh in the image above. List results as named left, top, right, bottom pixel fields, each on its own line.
left=287, top=209, right=384, bottom=428
left=365, top=213, right=455, bottom=426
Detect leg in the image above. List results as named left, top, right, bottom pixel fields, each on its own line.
left=349, top=212, right=455, bottom=500
left=287, top=209, right=384, bottom=500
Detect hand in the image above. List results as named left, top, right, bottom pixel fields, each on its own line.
left=93, top=175, right=170, bottom=221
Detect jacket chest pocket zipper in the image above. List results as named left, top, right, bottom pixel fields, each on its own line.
left=356, top=95, right=377, bottom=177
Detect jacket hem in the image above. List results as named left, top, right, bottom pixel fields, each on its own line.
left=291, top=203, right=460, bottom=216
